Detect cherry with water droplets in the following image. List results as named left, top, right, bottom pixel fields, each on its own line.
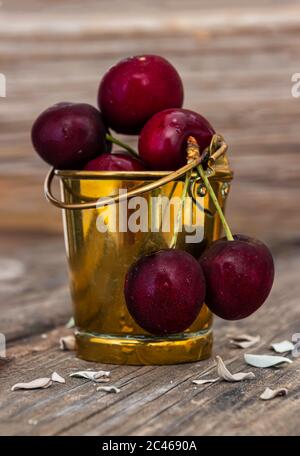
left=31, top=102, right=108, bottom=169
left=84, top=151, right=145, bottom=171
left=199, top=234, right=274, bottom=320
left=98, top=55, right=184, bottom=135
left=124, top=249, right=206, bottom=335
left=138, top=108, right=215, bottom=170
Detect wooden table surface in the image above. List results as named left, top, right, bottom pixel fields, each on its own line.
left=0, top=0, right=300, bottom=436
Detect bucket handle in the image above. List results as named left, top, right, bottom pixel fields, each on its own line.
left=44, top=135, right=227, bottom=211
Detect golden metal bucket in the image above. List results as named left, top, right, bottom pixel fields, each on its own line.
left=45, top=138, right=233, bottom=365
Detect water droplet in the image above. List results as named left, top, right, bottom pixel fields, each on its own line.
left=197, top=185, right=207, bottom=197
left=62, top=125, right=69, bottom=139
left=221, top=182, right=230, bottom=198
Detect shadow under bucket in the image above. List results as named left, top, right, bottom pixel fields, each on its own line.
left=45, top=141, right=233, bottom=365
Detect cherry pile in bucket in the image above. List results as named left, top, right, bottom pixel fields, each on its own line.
left=31, top=54, right=274, bottom=335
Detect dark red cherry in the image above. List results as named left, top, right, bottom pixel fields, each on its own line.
left=138, top=108, right=215, bottom=170
left=199, top=235, right=274, bottom=320
left=84, top=151, right=145, bottom=171
left=31, top=102, right=108, bottom=169
left=124, top=249, right=205, bottom=335
left=98, top=55, right=184, bottom=135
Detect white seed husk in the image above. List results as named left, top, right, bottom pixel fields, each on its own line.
left=97, top=385, right=120, bottom=393
left=11, top=378, right=52, bottom=391
left=244, top=353, right=292, bottom=368
left=271, top=340, right=295, bottom=354
left=59, top=335, right=76, bottom=351
left=192, top=378, right=219, bottom=385
left=65, top=317, right=75, bottom=329
left=228, top=334, right=260, bottom=349
left=51, top=372, right=65, bottom=384
left=216, top=355, right=255, bottom=382
left=260, top=387, right=288, bottom=400
left=70, top=370, right=110, bottom=382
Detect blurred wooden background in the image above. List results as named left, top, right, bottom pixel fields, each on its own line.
left=1, top=0, right=300, bottom=248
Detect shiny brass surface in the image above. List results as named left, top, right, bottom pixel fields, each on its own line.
left=45, top=135, right=232, bottom=210
left=46, top=135, right=232, bottom=364
left=56, top=152, right=232, bottom=365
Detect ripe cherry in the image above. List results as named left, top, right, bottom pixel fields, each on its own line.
left=138, top=108, right=215, bottom=170
left=98, top=55, right=184, bottom=135
left=124, top=249, right=205, bottom=335
left=84, top=151, right=145, bottom=171
left=31, top=102, right=108, bottom=169
left=199, top=235, right=274, bottom=320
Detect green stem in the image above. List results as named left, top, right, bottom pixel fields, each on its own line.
left=170, top=170, right=192, bottom=249
left=105, top=134, right=139, bottom=158
left=197, top=164, right=234, bottom=241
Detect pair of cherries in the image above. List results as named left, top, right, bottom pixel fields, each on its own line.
left=125, top=236, right=274, bottom=335
left=31, top=54, right=274, bottom=334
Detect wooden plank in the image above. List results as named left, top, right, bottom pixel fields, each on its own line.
left=0, top=27, right=299, bottom=242
left=1, top=2, right=300, bottom=38
left=0, top=6, right=300, bottom=241
left=0, top=233, right=71, bottom=342
left=0, top=247, right=299, bottom=436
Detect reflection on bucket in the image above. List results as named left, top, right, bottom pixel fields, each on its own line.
left=45, top=139, right=233, bottom=365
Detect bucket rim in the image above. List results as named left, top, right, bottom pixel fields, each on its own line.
left=55, top=167, right=233, bottom=181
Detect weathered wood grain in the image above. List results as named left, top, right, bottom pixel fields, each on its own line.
left=0, top=1, right=300, bottom=243
left=0, top=233, right=71, bottom=342
left=0, top=246, right=299, bottom=436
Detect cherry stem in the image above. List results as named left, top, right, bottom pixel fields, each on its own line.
left=170, top=169, right=192, bottom=249
left=105, top=133, right=139, bottom=158
left=196, top=164, right=234, bottom=241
